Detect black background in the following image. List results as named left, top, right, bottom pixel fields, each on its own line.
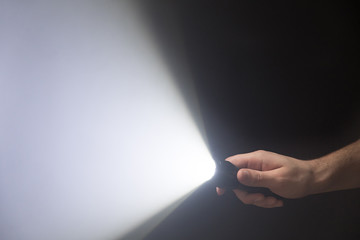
left=137, top=1, right=360, bottom=239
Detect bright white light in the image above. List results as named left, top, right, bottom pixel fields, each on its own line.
left=0, top=1, right=215, bottom=240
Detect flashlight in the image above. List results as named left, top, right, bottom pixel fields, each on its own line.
left=213, top=161, right=280, bottom=198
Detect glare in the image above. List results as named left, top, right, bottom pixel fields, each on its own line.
left=0, top=1, right=215, bottom=240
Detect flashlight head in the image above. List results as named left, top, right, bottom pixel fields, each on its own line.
left=213, top=161, right=239, bottom=189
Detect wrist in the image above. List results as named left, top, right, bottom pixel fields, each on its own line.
left=307, top=157, right=333, bottom=195
left=307, top=140, right=360, bottom=195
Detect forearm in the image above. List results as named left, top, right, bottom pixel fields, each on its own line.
left=309, top=139, right=360, bottom=195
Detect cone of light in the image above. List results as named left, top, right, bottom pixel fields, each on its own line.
left=0, top=1, right=215, bottom=240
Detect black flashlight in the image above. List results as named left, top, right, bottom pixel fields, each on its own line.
left=213, top=161, right=280, bottom=198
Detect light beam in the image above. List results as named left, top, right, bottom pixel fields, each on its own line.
left=0, top=1, right=215, bottom=240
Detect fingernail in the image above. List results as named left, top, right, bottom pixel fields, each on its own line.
left=241, top=170, right=250, bottom=181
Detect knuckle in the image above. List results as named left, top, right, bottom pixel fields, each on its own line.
left=254, top=150, right=267, bottom=158
left=255, top=172, right=262, bottom=184
left=256, top=150, right=266, bottom=154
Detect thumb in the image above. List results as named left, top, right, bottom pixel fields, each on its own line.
left=237, top=168, right=273, bottom=188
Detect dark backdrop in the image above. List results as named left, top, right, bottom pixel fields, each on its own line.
left=138, top=1, right=360, bottom=239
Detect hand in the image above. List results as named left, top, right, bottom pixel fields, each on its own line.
left=216, top=150, right=314, bottom=208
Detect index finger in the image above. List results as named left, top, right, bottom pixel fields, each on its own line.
left=226, top=151, right=264, bottom=170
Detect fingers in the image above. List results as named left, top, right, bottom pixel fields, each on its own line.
left=226, top=151, right=262, bottom=169
left=233, top=189, right=283, bottom=208
left=226, top=150, right=283, bottom=171
left=216, top=187, right=283, bottom=208
left=237, top=168, right=274, bottom=188
left=233, top=189, right=264, bottom=204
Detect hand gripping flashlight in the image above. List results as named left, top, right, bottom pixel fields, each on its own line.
left=213, top=161, right=280, bottom=198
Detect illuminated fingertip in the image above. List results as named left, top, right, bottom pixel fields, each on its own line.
left=216, top=187, right=225, bottom=196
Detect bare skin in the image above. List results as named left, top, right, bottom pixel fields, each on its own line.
left=216, top=139, right=360, bottom=208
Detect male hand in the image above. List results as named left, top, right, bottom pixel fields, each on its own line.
left=216, top=150, right=313, bottom=208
